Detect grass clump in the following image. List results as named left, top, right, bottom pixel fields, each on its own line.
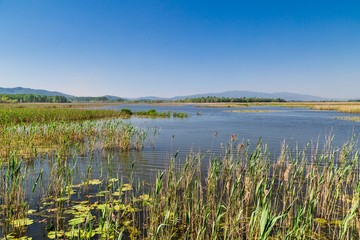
left=172, top=112, right=189, bottom=118
left=135, top=109, right=171, bottom=118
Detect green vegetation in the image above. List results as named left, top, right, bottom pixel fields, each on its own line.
left=1, top=134, right=360, bottom=239
left=0, top=107, right=188, bottom=126
left=0, top=93, right=125, bottom=104
left=177, top=96, right=286, bottom=103
left=333, top=116, right=360, bottom=122
left=172, top=112, right=189, bottom=118
left=69, top=96, right=125, bottom=103
left=135, top=109, right=171, bottom=118
left=0, top=120, right=153, bottom=159
left=1, top=103, right=360, bottom=239
left=0, top=94, right=70, bottom=103
left=0, top=108, right=126, bottom=125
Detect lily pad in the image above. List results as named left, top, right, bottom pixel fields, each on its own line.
left=121, top=184, right=133, bottom=191
left=12, top=218, right=34, bottom=227
left=96, top=190, right=110, bottom=196
left=47, top=230, right=64, bottom=239
left=88, top=179, right=102, bottom=185
left=55, top=196, right=69, bottom=202
left=108, top=178, right=118, bottom=183
left=27, top=209, right=36, bottom=215
left=112, top=191, right=123, bottom=196
left=68, top=217, right=85, bottom=225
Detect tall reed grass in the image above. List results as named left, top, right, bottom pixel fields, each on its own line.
left=2, top=135, right=360, bottom=239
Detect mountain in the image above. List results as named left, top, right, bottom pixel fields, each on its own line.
left=103, top=95, right=123, bottom=100
left=170, top=91, right=327, bottom=101
left=0, top=87, right=328, bottom=101
left=0, top=87, right=74, bottom=98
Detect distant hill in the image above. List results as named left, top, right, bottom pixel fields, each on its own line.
left=169, top=91, right=327, bottom=101
left=0, top=87, right=74, bottom=98
left=103, top=95, right=123, bottom=100
left=0, top=87, right=329, bottom=101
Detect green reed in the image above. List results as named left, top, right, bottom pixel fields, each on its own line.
left=2, top=133, right=360, bottom=239
left=0, top=120, right=156, bottom=159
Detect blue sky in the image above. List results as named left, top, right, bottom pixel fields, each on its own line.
left=0, top=1, right=359, bottom=98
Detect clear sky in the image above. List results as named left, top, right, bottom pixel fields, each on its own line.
left=0, top=1, right=359, bottom=98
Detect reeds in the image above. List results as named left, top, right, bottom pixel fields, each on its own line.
left=2, top=134, right=360, bottom=239
left=0, top=120, right=154, bottom=159
left=141, top=138, right=360, bottom=239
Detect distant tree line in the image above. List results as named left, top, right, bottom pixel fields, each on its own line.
left=0, top=94, right=125, bottom=103
left=69, top=97, right=124, bottom=103
left=0, top=94, right=70, bottom=103
left=176, top=96, right=286, bottom=103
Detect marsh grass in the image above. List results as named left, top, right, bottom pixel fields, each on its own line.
left=2, top=134, right=360, bottom=239
left=0, top=108, right=126, bottom=125
left=311, top=104, right=360, bottom=114
left=334, top=116, right=360, bottom=122
left=0, top=120, right=154, bottom=159
left=193, top=101, right=360, bottom=114
left=225, top=110, right=280, bottom=113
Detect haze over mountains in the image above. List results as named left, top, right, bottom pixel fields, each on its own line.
left=0, top=87, right=74, bottom=98
left=0, top=87, right=333, bottom=101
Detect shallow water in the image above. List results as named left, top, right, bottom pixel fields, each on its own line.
left=105, top=104, right=360, bottom=157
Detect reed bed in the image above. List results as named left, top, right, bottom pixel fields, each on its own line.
left=334, top=116, right=360, bottom=122
left=0, top=120, right=154, bottom=159
left=141, top=138, right=360, bottom=239
left=310, top=104, right=360, bottom=114
left=1, top=135, right=360, bottom=239
left=0, top=107, right=181, bottom=126
left=0, top=108, right=127, bottom=125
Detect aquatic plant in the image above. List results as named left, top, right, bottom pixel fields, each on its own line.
left=1, top=135, right=360, bottom=239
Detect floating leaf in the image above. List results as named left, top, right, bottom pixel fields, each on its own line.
left=112, top=191, right=122, bottom=196
left=27, top=209, right=36, bottom=215
left=96, top=190, right=110, bottom=196
left=72, top=183, right=83, bottom=188
left=63, top=209, right=76, bottom=215
left=2, top=235, right=32, bottom=240
left=72, top=204, right=92, bottom=212
left=88, top=179, right=102, bottom=185
left=108, top=178, right=118, bottom=183
left=114, top=204, right=126, bottom=211
left=46, top=208, right=58, bottom=213
left=121, top=184, right=133, bottom=191
left=96, top=204, right=110, bottom=210
left=55, top=197, right=69, bottom=202
left=47, top=230, right=64, bottom=239
left=68, top=217, right=85, bottom=225
left=12, top=218, right=34, bottom=227
left=64, top=229, right=96, bottom=238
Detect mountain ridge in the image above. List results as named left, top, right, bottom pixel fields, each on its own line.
left=0, top=87, right=74, bottom=98
left=0, top=87, right=335, bottom=101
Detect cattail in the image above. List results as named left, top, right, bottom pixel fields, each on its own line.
left=237, top=143, right=245, bottom=152
left=284, top=163, right=292, bottom=182
left=244, top=176, right=251, bottom=202
left=231, top=134, right=236, bottom=141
